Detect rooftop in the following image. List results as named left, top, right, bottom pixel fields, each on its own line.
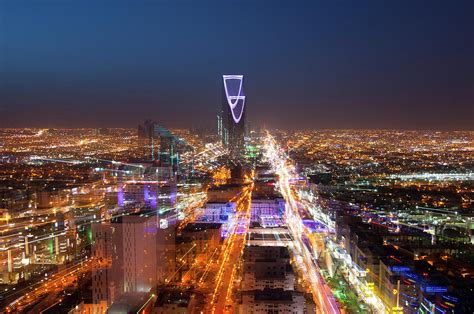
left=182, top=222, right=222, bottom=232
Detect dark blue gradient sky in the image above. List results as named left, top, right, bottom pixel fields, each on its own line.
left=1, top=0, right=473, bottom=130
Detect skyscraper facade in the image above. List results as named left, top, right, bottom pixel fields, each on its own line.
left=137, top=120, right=181, bottom=175
left=220, top=75, right=246, bottom=163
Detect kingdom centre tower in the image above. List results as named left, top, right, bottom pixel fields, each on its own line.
left=219, top=75, right=247, bottom=164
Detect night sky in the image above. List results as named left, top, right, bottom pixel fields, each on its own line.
left=1, top=0, right=473, bottom=130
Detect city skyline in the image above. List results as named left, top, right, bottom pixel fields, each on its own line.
left=1, top=1, right=473, bottom=130
left=0, top=1, right=473, bottom=313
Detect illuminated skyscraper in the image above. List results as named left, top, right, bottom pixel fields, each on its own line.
left=137, top=120, right=182, bottom=175
left=221, top=75, right=246, bottom=163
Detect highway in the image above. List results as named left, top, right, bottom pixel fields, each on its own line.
left=208, top=183, right=253, bottom=314
left=4, top=258, right=92, bottom=313
left=263, top=133, right=340, bottom=314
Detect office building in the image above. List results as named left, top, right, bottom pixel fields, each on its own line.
left=92, top=213, right=175, bottom=313
left=220, top=75, right=246, bottom=163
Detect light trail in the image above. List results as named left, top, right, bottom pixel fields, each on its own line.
left=85, top=157, right=145, bottom=169
left=1, top=183, right=207, bottom=307
left=28, top=156, right=85, bottom=164
left=209, top=183, right=253, bottom=314
left=197, top=248, right=220, bottom=284
left=263, top=133, right=388, bottom=313
left=4, top=257, right=93, bottom=312
left=263, top=132, right=340, bottom=314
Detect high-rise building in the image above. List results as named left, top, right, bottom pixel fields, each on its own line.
left=137, top=120, right=182, bottom=175
left=92, top=213, right=176, bottom=312
left=220, top=75, right=246, bottom=163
